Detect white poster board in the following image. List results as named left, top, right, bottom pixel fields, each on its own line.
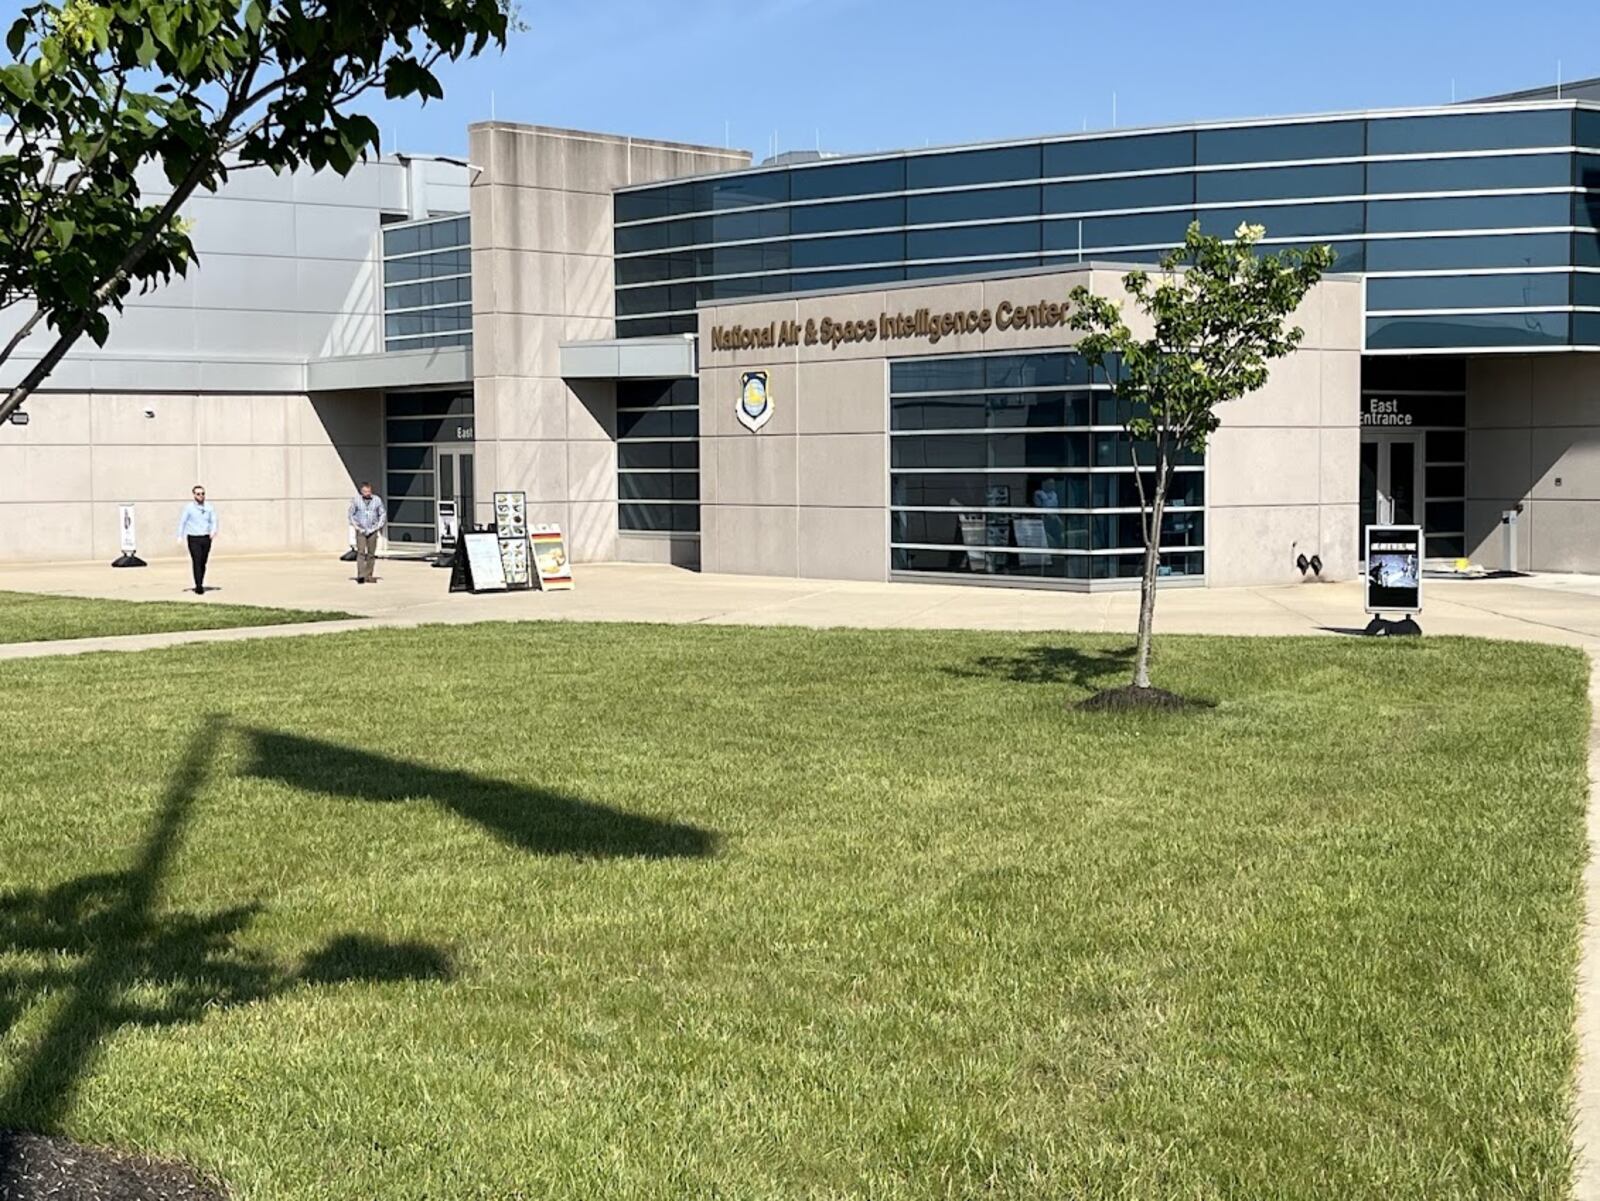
left=462, top=531, right=508, bottom=592
left=117, top=504, right=137, bottom=553
left=530, top=524, right=573, bottom=590
left=437, top=500, right=459, bottom=550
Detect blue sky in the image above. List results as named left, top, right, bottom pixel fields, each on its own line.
left=378, top=0, right=1600, bottom=160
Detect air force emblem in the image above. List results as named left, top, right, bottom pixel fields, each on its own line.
left=737, top=370, right=772, bottom=433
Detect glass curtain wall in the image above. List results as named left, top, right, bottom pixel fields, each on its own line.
left=615, top=105, right=1600, bottom=353
left=617, top=379, right=700, bottom=534
left=890, top=352, right=1204, bottom=584
left=382, top=215, right=472, bottom=352
left=383, top=390, right=475, bottom=548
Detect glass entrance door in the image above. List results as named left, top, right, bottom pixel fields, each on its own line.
left=437, top=446, right=475, bottom=533
left=1359, top=432, right=1424, bottom=553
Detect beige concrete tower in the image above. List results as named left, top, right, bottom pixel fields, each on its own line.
left=467, top=123, right=748, bottom=561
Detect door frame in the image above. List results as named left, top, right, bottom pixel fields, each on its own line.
left=435, top=443, right=476, bottom=533
left=1359, top=430, right=1425, bottom=554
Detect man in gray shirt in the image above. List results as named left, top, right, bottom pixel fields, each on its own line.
left=347, top=482, right=386, bottom=584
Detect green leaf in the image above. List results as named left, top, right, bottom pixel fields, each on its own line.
left=245, top=0, right=267, bottom=34
left=47, top=217, right=75, bottom=247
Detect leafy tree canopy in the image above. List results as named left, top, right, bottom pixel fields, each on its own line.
left=0, top=0, right=508, bottom=422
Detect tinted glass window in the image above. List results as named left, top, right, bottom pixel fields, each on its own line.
left=1366, top=233, right=1571, bottom=271
left=908, top=223, right=1041, bottom=259
left=789, top=266, right=906, bottom=290
left=985, top=354, right=1087, bottom=388
left=385, top=446, right=433, bottom=471
left=615, top=187, right=674, bottom=223
left=892, top=432, right=1091, bottom=470
left=891, top=391, right=1093, bottom=431
left=386, top=392, right=471, bottom=418
left=712, top=242, right=790, bottom=274
left=790, top=157, right=907, bottom=201
left=1196, top=120, right=1364, bottom=165
left=710, top=208, right=790, bottom=242
left=906, top=145, right=1042, bottom=189
left=1367, top=193, right=1570, bottom=233
left=1366, top=311, right=1570, bottom=350
left=1577, top=191, right=1600, bottom=230
left=386, top=277, right=471, bottom=310
left=1575, top=313, right=1600, bottom=346
left=711, top=172, right=790, bottom=210
left=1043, top=173, right=1193, bottom=214
left=616, top=285, right=685, bottom=317
left=615, top=256, right=675, bottom=286
left=1048, top=210, right=1194, bottom=250
left=385, top=306, right=472, bottom=337
left=891, top=472, right=1091, bottom=510
left=1042, top=132, right=1194, bottom=177
left=909, top=186, right=1041, bottom=224
left=1368, top=110, right=1572, bottom=155
left=791, top=231, right=905, bottom=268
left=618, top=502, right=699, bottom=533
left=891, top=358, right=987, bottom=393
left=1574, top=274, right=1600, bottom=307
left=1267, top=239, right=1366, bottom=272
left=618, top=441, right=699, bottom=470
left=617, top=315, right=694, bottom=337
left=1198, top=203, right=1363, bottom=238
left=1197, top=163, right=1364, bottom=203
left=1579, top=234, right=1600, bottom=268
left=616, top=409, right=699, bottom=439
left=790, top=197, right=905, bottom=235
left=1366, top=273, right=1571, bottom=311
left=619, top=472, right=700, bottom=501
left=618, top=379, right=697, bottom=407
left=906, top=257, right=1041, bottom=279
left=1368, top=153, right=1573, bottom=194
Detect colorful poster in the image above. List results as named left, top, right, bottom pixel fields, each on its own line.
left=463, top=531, right=508, bottom=593
left=1364, top=524, right=1422, bottom=614
left=530, top=524, right=573, bottom=590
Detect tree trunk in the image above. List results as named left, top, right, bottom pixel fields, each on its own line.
left=1131, top=460, right=1170, bottom=690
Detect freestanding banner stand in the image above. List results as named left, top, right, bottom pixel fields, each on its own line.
left=1363, top=524, right=1423, bottom=636
left=492, top=491, right=533, bottom=590
left=110, top=503, right=146, bottom=567
left=433, top=500, right=459, bottom=568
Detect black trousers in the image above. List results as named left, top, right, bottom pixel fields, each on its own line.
left=187, top=534, right=212, bottom=592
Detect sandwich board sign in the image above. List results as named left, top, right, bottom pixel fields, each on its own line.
left=462, top=531, right=508, bottom=593
left=1364, top=525, right=1422, bottom=615
left=530, top=525, right=573, bottom=590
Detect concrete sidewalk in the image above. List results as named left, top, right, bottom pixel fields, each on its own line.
left=5, top=552, right=1600, bottom=658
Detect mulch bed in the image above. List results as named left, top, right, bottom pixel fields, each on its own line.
left=0, top=1132, right=225, bottom=1201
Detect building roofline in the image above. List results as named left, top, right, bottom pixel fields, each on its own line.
left=467, top=120, right=750, bottom=160
left=614, top=96, right=1600, bottom=194
left=1464, top=76, right=1600, bottom=103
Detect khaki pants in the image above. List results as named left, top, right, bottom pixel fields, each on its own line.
left=355, top=529, right=380, bottom=580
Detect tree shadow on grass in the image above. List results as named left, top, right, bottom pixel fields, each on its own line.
left=0, top=715, right=456, bottom=1161
left=942, top=643, right=1137, bottom=692
left=241, top=729, right=717, bottom=860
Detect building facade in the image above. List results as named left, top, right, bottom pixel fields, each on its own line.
left=1, top=91, right=1597, bottom=583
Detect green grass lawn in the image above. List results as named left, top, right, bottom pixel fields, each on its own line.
left=0, top=590, right=352, bottom=643
left=0, top=624, right=1588, bottom=1200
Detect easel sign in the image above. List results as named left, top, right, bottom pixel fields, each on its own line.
left=1362, top=523, right=1423, bottom=636
left=462, top=531, right=508, bottom=593
left=530, top=524, right=573, bottom=590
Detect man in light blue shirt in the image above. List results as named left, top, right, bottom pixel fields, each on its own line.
left=347, top=481, right=386, bottom=584
left=176, top=484, right=218, bottom=593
